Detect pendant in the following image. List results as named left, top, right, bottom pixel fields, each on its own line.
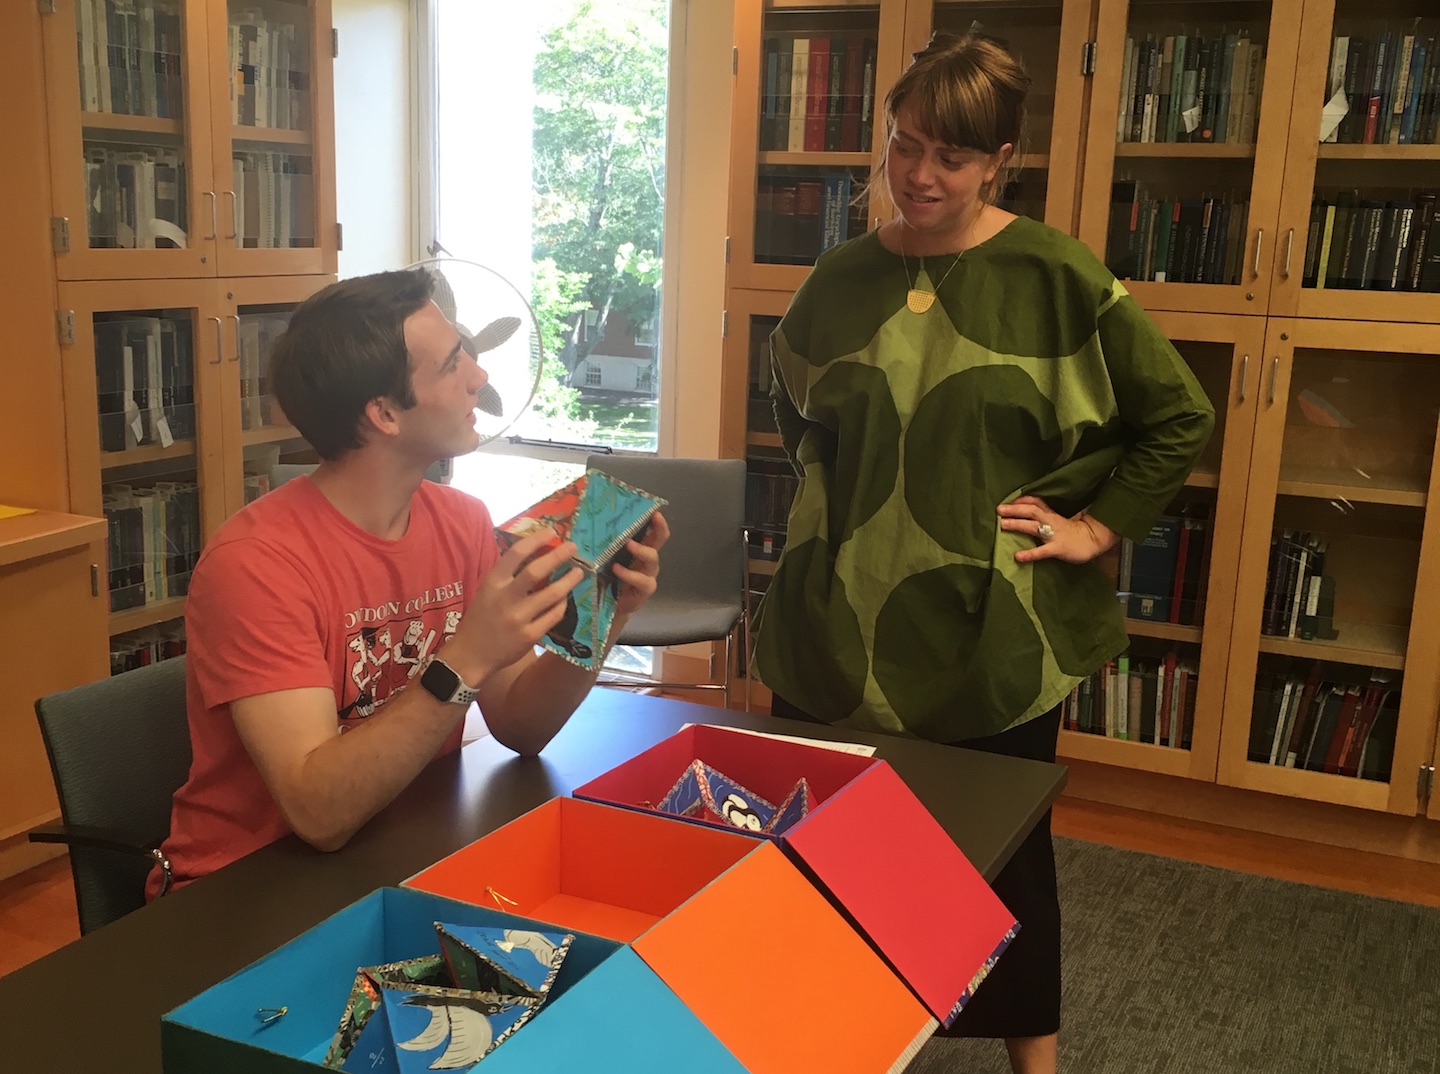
left=906, top=288, right=936, bottom=314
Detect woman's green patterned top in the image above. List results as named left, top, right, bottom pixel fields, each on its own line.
left=751, top=216, right=1215, bottom=743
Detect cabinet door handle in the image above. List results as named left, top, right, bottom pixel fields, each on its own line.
left=228, top=315, right=241, bottom=360
left=1251, top=228, right=1264, bottom=279
left=203, top=191, right=217, bottom=240
left=224, top=191, right=238, bottom=239
left=1267, top=356, right=1279, bottom=405
left=208, top=316, right=223, bottom=363
left=1237, top=354, right=1249, bottom=402
left=1282, top=229, right=1294, bottom=279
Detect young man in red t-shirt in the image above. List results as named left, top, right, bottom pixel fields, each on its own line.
left=148, top=269, right=668, bottom=896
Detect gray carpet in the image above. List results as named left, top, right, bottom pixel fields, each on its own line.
left=908, top=837, right=1440, bottom=1074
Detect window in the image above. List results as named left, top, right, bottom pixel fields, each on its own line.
left=425, top=1, right=668, bottom=517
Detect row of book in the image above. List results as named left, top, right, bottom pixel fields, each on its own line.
left=85, top=144, right=185, bottom=250
left=745, top=457, right=798, bottom=560
left=95, top=314, right=195, bottom=453
left=1262, top=529, right=1338, bottom=641
left=229, top=9, right=313, bottom=131
left=1302, top=191, right=1440, bottom=292
left=232, top=151, right=317, bottom=249
left=1322, top=29, right=1440, bottom=146
left=1062, top=652, right=1197, bottom=749
left=1106, top=182, right=1252, bottom=285
left=110, top=624, right=186, bottom=677
left=104, top=481, right=201, bottom=612
left=76, top=0, right=183, bottom=120
left=758, top=34, right=878, bottom=154
left=1247, top=662, right=1399, bottom=781
left=237, top=313, right=291, bottom=431
left=1117, top=507, right=1211, bottom=626
left=1117, top=31, right=1266, bottom=145
left=755, top=172, right=866, bottom=265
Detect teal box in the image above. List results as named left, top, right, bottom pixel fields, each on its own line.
left=161, top=886, right=746, bottom=1073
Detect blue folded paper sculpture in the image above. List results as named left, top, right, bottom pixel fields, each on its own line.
left=326, top=923, right=573, bottom=1071
left=656, top=759, right=811, bottom=835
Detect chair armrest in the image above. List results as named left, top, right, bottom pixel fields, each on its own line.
left=29, top=823, right=176, bottom=897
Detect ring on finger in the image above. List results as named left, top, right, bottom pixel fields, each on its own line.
left=1036, top=521, right=1055, bottom=542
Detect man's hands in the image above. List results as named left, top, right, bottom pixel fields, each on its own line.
left=440, top=526, right=585, bottom=686
left=997, top=495, right=1119, bottom=565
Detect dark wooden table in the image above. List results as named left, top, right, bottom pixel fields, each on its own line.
left=0, top=689, right=1066, bottom=1072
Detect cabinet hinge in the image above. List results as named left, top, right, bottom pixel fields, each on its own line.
left=721, top=310, right=728, bottom=338
left=51, top=216, right=71, bottom=254
left=56, top=309, right=77, bottom=346
left=1081, top=41, right=1097, bottom=77
left=90, top=564, right=100, bottom=598
left=732, top=46, right=738, bottom=76
left=38, top=0, right=57, bottom=14
left=332, top=28, right=339, bottom=58
left=336, top=222, right=344, bottom=251
left=724, top=235, right=731, bottom=264
left=1420, top=764, right=1436, bottom=808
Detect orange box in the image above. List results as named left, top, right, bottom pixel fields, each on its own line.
left=633, top=841, right=936, bottom=1074
left=403, top=797, right=757, bottom=942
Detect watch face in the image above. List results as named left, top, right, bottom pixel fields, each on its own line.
left=422, top=659, right=462, bottom=702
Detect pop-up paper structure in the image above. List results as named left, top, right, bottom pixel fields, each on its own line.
left=496, top=469, right=665, bottom=670
left=656, top=759, right=811, bottom=834
left=324, top=922, right=574, bottom=1070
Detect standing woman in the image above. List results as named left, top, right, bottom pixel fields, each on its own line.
left=750, top=32, right=1214, bottom=1074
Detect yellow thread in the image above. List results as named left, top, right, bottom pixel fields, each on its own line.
left=485, top=885, right=518, bottom=908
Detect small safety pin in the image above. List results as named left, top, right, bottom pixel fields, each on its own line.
left=256, top=1006, right=288, bottom=1025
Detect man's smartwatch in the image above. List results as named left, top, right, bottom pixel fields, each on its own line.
left=419, top=657, right=479, bottom=706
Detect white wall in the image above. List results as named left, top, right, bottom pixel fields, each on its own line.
left=332, top=0, right=417, bottom=276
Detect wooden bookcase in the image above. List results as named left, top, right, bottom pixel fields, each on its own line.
left=34, top=0, right=338, bottom=665
left=723, top=0, right=1440, bottom=831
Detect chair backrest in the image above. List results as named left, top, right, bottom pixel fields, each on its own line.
left=33, top=656, right=191, bottom=934
left=586, top=455, right=747, bottom=646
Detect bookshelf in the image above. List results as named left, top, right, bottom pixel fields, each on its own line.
left=723, top=0, right=1440, bottom=833
left=38, top=0, right=337, bottom=282
left=27, top=1, right=338, bottom=665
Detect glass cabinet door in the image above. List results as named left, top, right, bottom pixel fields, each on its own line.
left=1060, top=312, right=1264, bottom=781
left=209, top=0, right=336, bottom=277
left=217, top=275, right=327, bottom=519
left=43, top=0, right=217, bottom=280
left=1078, top=0, right=1305, bottom=314
left=1218, top=319, right=1440, bottom=813
left=728, top=0, right=906, bottom=290
left=57, top=279, right=220, bottom=638
left=1270, top=0, right=1440, bottom=324
left=911, top=0, right=1093, bottom=232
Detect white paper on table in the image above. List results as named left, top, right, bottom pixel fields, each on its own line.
left=682, top=723, right=878, bottom=757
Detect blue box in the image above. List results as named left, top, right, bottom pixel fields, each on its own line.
left=161, top=886, right=740, bottom=1073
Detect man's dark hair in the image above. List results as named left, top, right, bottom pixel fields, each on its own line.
left=269, top=268, right=437, bottom=460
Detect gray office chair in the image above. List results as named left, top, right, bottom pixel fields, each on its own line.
left=28, top=657, right=191, bottom=935
left=586, top=455, right=749, bottom=709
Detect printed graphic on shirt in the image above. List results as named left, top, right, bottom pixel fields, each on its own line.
left=338, top=583, right=465, bottom=726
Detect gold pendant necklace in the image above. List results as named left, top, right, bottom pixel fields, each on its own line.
left=899, top=223, right=972, bottom=314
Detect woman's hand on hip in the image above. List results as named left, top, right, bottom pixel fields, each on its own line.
left=997, top=495, right=1120, bottom=565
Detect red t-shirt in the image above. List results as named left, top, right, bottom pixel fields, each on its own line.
left=147, top=477, right=498, bottom=898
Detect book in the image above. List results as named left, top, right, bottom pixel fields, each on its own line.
left=496, top=469, right=666, bottom=670
left=1127, top=516, right=1181, bottom=621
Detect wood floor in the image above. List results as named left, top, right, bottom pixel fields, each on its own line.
left=6, top=794, right=1440, bottom=981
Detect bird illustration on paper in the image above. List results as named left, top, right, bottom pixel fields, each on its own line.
left=396, top=995, right=507, bottom=1070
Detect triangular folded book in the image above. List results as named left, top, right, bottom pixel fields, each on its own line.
left=656, top=759, right=811, bottom=835
left=325, top=924, right=573, bottom=1070
left=496, top=469, right=666, bottom=670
